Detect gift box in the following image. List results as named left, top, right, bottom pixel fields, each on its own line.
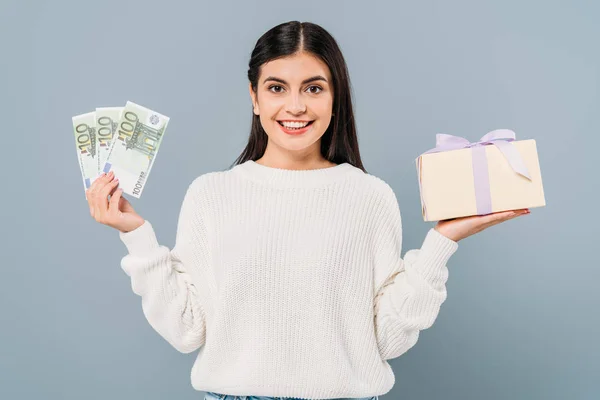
left=415, top=129, right=546, bottom=222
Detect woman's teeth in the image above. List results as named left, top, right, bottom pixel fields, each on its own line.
left=279, top=121, right=312, bottom=129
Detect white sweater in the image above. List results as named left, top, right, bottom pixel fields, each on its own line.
left=118, top=159, right=459, bottom=399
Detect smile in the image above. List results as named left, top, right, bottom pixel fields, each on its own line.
left=277, top=120, right=314, bottom=135
left=277, top=120, right=314, bottom=129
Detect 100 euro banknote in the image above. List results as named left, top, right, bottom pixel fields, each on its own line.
left=72, top=111, right=99, bottom=198
left=95, top=107, right=123, bottom=175
left=102, top=101, right=169, bottom=199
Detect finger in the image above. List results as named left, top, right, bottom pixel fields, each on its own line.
left=89, top=173, right=111, bottom=219
left=118, top=196, right=128, bottom=213
left=100, top=179, right=120, bottom=207
left=102, top=175, right=119, bottom=193
left=93, top=171, right=114, bottom=194
left=86, top=175, right=103, bottom=212
left=510, top=209, right=529, bottom=217
left=492, top=210, right=526, bottom=225
left=477, top=211, right=517, bottom=230
left=499, top=210, right=525, bottom=219
left=88, top=172, right=107, bottom=194
left=119, top=194, right=134, bottom=213
left=89, top=172, right=110, bottom=211
left=88, top=177, right=105, bottom=220
left=85, top=189, right=93, bottom=216
left=109, top=187, right=123, bottom=217
left=479, top=211, right=512, bottom=225
left=96, top=177, right=119, bottom=222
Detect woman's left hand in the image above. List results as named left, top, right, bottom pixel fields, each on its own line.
left=434, top=208, right=530, bottom=242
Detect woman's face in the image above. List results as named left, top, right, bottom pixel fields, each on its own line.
left=249, top=52, right=334, bottom=155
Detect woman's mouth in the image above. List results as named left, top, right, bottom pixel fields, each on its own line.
left=277, top=120, right=314, bottom=135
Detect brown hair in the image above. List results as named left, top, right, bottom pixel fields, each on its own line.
left=230, top=20, right=367, bottom=173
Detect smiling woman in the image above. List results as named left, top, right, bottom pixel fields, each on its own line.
left=233, top=21, right=364, bottom=172
left=115, top=19, right=460, bottom=400
left=247, top=52, right=339, bottom=160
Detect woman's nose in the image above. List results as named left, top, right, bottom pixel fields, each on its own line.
left=285, top=94, right=306, bottom=114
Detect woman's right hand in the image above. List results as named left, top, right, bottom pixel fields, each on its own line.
left=86, top=170, right=145, bottom=233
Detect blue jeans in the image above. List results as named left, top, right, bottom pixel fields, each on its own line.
left=204, top=392, right=378, bottom=400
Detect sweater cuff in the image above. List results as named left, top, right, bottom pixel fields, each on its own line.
left=412, top=227, right=459, bottom=287
left=118, top=220, right=160, bottom=255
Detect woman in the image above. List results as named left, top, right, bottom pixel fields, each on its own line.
left=85, top=20, right=529, bottom=400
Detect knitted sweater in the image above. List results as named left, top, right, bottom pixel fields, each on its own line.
left=118, top=159, right=459, bottom=399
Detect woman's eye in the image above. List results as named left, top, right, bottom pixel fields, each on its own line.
left=267, top=85, right=323, bottom=94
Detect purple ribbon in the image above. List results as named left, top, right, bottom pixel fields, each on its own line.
left=416, top=129, right=532, bottom=220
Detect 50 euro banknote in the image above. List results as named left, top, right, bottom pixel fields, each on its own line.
left=101, top=101, right=169, bottom=199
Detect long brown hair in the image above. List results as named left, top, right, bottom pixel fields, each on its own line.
left=229, top=21, right=367, bottom=173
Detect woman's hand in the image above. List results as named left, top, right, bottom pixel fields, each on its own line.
left=86, top=171, right=145, bottom=233
left=434, top=208, right=530, bottom=242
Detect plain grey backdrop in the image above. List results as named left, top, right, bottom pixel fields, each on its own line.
left=2, top=0, right=598, bottom=399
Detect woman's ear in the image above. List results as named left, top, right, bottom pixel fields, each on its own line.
left=249, top=82, right=259, bottom=115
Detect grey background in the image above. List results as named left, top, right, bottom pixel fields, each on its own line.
left=2, top=0, right=598, bottom=399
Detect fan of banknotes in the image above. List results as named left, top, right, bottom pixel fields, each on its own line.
left=72, top=101, right=170, bottom=199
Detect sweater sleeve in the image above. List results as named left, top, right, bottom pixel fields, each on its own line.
left=372, top=184, right=459, bottom=361
left=118, top=181, right=207, bottom=354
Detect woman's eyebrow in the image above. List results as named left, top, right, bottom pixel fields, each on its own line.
left=262, top=75, right=328, bottom=85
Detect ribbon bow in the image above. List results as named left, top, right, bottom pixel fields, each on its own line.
left=416, top=129, right=531, bottom=220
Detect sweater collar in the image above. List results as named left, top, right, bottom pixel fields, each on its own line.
left=233, top=160, right=359, bottom=188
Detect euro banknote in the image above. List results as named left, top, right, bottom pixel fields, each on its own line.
left=101, top=101, right=169, bottom=198
left=95, top=107, right=123, bottom=176
left=72, top=111, right=99, bottom=198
